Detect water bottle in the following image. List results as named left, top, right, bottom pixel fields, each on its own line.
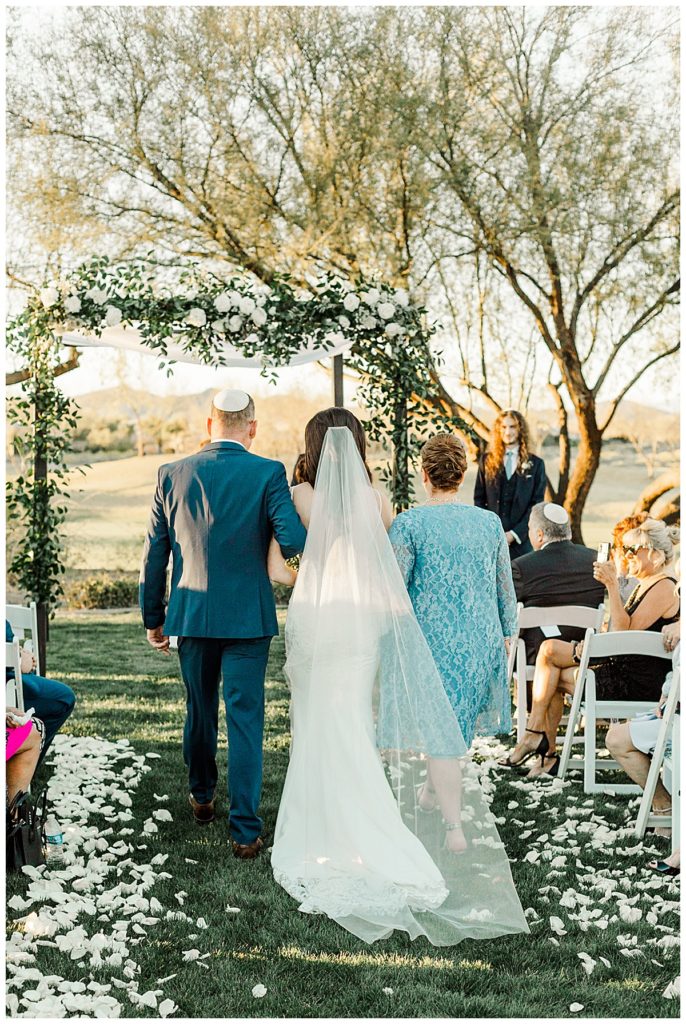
left=44, top=815, right=65, bottom=866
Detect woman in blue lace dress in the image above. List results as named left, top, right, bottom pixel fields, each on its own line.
left=389, top=434, right=518, bottom=748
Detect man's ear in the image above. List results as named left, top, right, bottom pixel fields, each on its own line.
left=249, top=420, right=258, bottom=438
left=207, top=416, right=213, bottom=436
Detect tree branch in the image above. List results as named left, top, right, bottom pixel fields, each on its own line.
left=599, top=342, right=680, bottom=433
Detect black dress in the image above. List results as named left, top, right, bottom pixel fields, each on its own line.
left=592, top=578, right=679, bottom=701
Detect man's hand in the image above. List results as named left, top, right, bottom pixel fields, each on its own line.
left=505, top=531, right=515, bottom=546
left=147, top=626, right=171, bottom=655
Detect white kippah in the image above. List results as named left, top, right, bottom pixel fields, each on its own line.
left=543, top=503, right=569, bottom=525
left=212, top=389, right=250, bottom=413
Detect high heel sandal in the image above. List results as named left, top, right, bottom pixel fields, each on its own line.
left=497, top=728, right=549, bottom=768
left=416, top=781, right=438, bottom=812
left=445, top=822, right=468, bottom=854
left=528, top=753, right=560, bottom=780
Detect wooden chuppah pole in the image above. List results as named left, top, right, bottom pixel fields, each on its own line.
left=333, top=353, right=344, bottom=407
left=34, top=391, right=49, bottom=675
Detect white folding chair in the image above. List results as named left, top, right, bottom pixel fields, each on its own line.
left=6, top=601, right=41, bottom=676
left=559, top=629, right=672, bottom=794
left=5, top=639, right=25, bottom=712
left=511, top=603, right=605, bottom=741
left=634, top=661, right=680, bottom=844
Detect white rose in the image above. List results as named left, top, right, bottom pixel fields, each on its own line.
left=185, top=307, right=207, bottom=328
left=64, top=295, right=81, bottom=314
left=228, top=289, right=242, bottom=307
left=105, top=305, right=122, bottom=327
left=39, top=286, right=60, bottom=309
left=362, top=288, right=381, bottom=306
left=393, top=287, right=409, bottom=307
left=256, top=295, right=267, bottom=307
left=211, top=319, right=226, bottom=335
left=338, top=278, right=353, bottom=293
left=251, top=307, right=267, bottom=327
left=227, top=315, right=243, bottom=332
left=361, top=315, right=377, bottom=330
left=86, top=287, right=108, bottom=305
left=384, top=322, right=402, bottom=337
left=245, top=332, right=260, bottom=346
left=238, top=296, right=256, bottom=315
left=342, top=293, right=360, bottom=312
left=338, top=315, right=351, bottom=329
left=377, top=301, right=396, bottom=320
left=213, top=292, right=232, bottom=314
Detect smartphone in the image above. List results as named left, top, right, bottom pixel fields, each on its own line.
left=597, top=542, right=610, bottom=564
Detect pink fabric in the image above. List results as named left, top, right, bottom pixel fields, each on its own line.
left=6, top=721, right=34, bottom=761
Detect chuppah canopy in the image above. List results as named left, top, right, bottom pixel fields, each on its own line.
left=59, top=324, right=354, bottom=368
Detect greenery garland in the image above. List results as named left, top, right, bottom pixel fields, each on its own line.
left=6, top=256, right=470, bottom=612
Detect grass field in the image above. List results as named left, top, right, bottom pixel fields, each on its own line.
left=52, top=442, right=674, bottom=577
left=6, top=612, right=680, bottom=1019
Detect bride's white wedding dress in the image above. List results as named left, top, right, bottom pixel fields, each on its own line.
left=271, top=427, right=528, bottom=944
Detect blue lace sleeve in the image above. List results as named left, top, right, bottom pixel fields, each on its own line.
left=496, top=526, right=518, bottom=636
left=389, top=515, right=415, bottom=588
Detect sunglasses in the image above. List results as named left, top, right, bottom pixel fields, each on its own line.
left=621, top=544, right=644, bottom=556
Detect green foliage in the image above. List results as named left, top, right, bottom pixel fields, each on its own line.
left=65, top=573, right=139, bottom=609
left=5, top=315, right=81, bottom=611
left=6, top=258, right=466, bottom=612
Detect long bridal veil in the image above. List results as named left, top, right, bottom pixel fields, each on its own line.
left=271, top=427, right=528, bottom=945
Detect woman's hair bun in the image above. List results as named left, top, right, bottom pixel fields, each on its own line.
left=421, top=434, right=468, bottom=491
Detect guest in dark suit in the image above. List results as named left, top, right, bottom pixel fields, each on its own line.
left=510, top=503, right=606, bottom=663
left=140, top=390, right=307, bottom=859
left=474, top=409, right=546, bottom=560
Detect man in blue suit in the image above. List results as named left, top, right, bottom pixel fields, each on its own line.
left=140, top=390, right=306, bottom=859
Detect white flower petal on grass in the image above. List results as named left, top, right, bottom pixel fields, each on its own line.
left=577, top=953, right=596, bottom=976
left=662, top=977, right=679, bottom=999
left=225, top=905, right=241, bottom=914
left=185, top=858, right=198, bottom=864
left=175, top=891, right=188, bottom=905
left=656, top=935, right=680, bottom=949
left=569, top=1003, right=584, bottom=1013
left=196, top=917, right=209, bottom=929
left=160, top=998, right=179, bottom=1017
left=618, top=905, right=642, bottom=924
left=252, top=984, right=267, bottom=998
left=152, top=809, right=173, bottom=822
left=549, top=916, right=567, bottom=936
left=383, top=987, right=394, bottom=995
left=157, top=974, right=177, bottom=984
left=182, top=949, right=200, bottom=961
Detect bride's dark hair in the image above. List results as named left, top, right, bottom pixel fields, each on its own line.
left=303, top=408, right=373, bottom=486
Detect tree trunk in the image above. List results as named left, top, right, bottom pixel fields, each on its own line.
left=562, top=403, right=602, bottom=545
left=391, top=397, right=410, bottom=512
left=633, top=469, right=680, bottom=515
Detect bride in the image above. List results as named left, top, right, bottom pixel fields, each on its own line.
left=268, top=409, right=528, bottom=945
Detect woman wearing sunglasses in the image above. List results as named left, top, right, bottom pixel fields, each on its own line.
left=499, top=517, right=680, bottom=778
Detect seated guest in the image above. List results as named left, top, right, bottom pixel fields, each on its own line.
left=499, top=518, right=680, bottom=778
left=612, top=512, right=649, bottom=604
left=5, top=620, right=76, bottom=762
left=6, top=710, right=44, bottom=806
left=511, top=502, right=605, bottom=663
left=605, top=620, right=680, bottom=851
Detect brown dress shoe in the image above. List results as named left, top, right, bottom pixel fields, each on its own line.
left=231, top=836, right=264, bottom=860
left=189, top=793, right=216, bottom=825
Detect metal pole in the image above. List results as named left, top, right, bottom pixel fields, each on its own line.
left=333, top=354, right=344, bottom=407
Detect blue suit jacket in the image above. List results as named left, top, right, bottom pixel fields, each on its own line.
left=139, top=441, right=307, bottom=639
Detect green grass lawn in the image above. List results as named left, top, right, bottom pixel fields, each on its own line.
left=6, top=611, right=680, bottom=1019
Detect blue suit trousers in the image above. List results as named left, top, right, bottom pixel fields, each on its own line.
left=20, top=673, right=76, bottom=761
left=178, top=636, right=271, bottom=844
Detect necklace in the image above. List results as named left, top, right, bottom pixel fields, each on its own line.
left=422, top=494, right=461, bottom=506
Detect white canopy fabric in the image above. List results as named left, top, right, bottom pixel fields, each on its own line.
left=60, top=325, right=354, bottom=368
